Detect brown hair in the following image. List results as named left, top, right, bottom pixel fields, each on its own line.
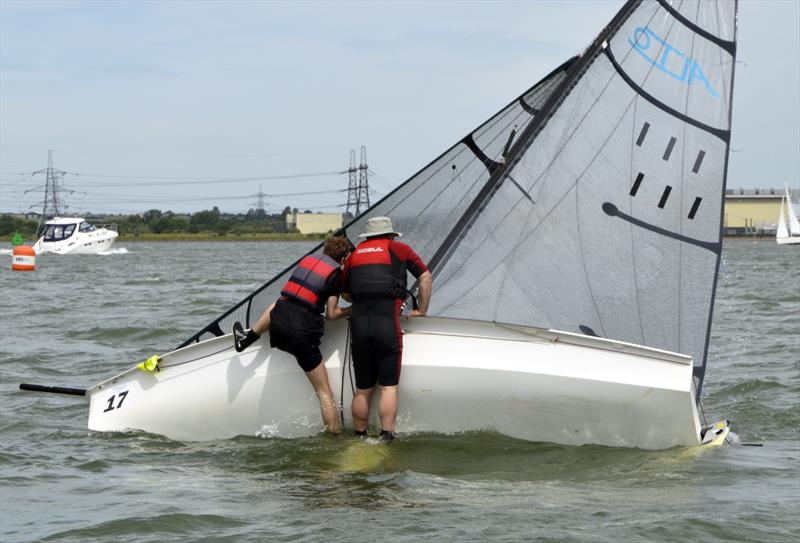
left=323, top=236, right=352, bottom=262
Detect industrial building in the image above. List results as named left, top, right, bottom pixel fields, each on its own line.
left=724, top=187, right=799, bottom=236
left=286, top=212, right=343, bottom=235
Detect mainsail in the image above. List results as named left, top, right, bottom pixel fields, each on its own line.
left=181, top=0, right=738, bottom=398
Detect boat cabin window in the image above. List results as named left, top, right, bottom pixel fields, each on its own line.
left=44, top=223, right=77, bottom=241
left=79, top=222, right=96, bottom=232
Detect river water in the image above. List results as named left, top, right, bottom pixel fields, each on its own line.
left=0, top=240, right=797, bottom=542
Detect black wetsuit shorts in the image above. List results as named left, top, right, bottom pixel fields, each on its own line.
left=350, top=298, right=404, bottom=389
left=268, top=297, right=324, bottom=372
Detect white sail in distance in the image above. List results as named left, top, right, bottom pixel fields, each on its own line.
left=776, top=198, right=789, bottom=240
left=785, top=184, right=800, bottom=236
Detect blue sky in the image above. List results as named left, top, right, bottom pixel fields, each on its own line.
left=1, top=0, right=798, bottom=215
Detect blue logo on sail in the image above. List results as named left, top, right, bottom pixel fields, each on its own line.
left=629, top=26, right=719, bottom=99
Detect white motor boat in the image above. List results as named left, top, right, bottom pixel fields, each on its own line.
left=34, top=217, right=118, bottom=255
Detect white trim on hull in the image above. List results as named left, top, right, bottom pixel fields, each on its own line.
left=87, top=317, right=702, bottom=450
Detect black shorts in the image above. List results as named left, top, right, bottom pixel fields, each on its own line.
left=350, top=298, right=404, bottom=389
left=269, top=298, right=325, bottom=372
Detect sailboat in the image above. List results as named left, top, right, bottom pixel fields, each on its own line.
left=22, top=0, right=738, bottom=449
left=776, top=184, right=800, bottom=245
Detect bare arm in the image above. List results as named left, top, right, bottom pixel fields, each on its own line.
left=410, top=270, right=432, bottom=317
left=325, top=295, right=352, bottom=320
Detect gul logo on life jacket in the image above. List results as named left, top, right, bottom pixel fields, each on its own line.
left=357, top=247, right=384, bottom=254
left=628, top=26, right=720, bottom=99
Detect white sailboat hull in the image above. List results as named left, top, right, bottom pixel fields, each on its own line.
left=87, top=317, right=702, bottom=450
left=776, top=236, right=800, bottom=245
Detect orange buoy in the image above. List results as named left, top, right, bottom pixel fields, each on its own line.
left=12, top=245, right=36, bottom=271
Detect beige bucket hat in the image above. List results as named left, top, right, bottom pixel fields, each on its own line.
left=357, top=216, right=403, bottom=238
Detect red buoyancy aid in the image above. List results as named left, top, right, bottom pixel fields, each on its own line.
left=345, top=238, right=408, bottom=301
left=281, top=252, right=339, bottom=311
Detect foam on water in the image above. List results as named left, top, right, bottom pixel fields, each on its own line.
left=97, top=247, right=129, bottom=256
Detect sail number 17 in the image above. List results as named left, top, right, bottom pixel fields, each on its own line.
left=103, top=390, right=129, bottom=413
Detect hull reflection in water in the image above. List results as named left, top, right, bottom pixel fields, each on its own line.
left=87, top=317, right=704, bottom=450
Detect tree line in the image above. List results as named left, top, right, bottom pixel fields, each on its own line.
left=1, top=206, right=326, bottom=238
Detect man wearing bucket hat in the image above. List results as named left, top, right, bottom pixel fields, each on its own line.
left=341, top=216, right=432, bottom=442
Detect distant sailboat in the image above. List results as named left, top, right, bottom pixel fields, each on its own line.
left=776, top=184, right=800, bottom=245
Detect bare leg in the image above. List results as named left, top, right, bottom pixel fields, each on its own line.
left=305, top=362, right=341, bottom=434
left=351, top=387, right=374, bottom=433
left=252, top=301, right=276, bottom=335
left=378, top=385, right=398, bottom=432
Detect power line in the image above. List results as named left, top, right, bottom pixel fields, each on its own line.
left=0, top=170, right=344, bottom=185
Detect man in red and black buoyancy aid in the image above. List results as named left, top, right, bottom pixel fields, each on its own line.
left=341, top=216, right=433, bottom=443
left=281, top=252, right=341, bottom=313
left=231, top=235, right=353, bottom=434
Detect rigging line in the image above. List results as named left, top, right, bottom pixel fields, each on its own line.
left=339, top=321, right=350, bottom=429
left=161, top=345, right=232, bottom=369
left=698, top=0, right=739, bottom=399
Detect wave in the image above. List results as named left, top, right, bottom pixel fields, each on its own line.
left=97, top=247, right=129, bottom=256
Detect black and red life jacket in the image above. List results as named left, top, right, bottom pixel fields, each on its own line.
left=280, top=252, right=339, bottom=312
left=345, top=238, right=408, bottom=301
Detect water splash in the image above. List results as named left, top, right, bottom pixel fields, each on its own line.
left=97, top=247, right=129, bottom=256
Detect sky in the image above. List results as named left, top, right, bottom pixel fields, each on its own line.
left=1, top=0, right=798, bottom=216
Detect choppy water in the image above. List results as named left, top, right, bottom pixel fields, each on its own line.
left=1, top=240, right=798, bottom=542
